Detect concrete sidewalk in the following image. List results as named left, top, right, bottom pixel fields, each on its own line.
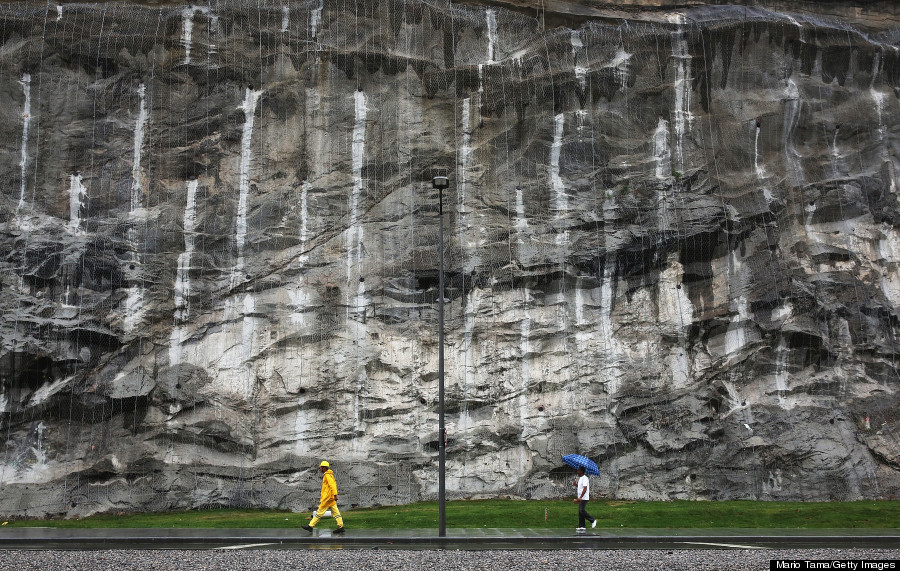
left=0, top=527, right=897, bottom=550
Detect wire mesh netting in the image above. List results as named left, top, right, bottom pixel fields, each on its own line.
left=0, top=0, right=898, bottom=517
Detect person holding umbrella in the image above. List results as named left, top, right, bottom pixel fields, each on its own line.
left=573, top=466, right=597, bottom=532
left=302, top=460, right=345, bottom=534
left=562, top=454, right=600, bottom=532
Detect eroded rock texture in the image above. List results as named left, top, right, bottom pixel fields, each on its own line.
left=1, top=0, right=900, bottom=517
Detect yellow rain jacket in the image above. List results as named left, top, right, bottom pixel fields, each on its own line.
left=319, top=469, right=338, bottom=506
left=309, top=467, right=343, bottom=528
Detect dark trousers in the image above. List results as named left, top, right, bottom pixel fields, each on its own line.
left=578, top=500, right=595, bottom=527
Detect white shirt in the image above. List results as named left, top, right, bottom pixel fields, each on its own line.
left=577, top=474, right=590, bottom=501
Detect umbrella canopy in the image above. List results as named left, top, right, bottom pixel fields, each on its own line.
left=562, top=454, right=600, bottom=476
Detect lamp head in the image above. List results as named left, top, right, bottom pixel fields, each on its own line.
left=432, top=175, right=449, bottom=190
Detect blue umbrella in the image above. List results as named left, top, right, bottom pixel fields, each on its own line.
left=562, top=454, right=600, bottom=476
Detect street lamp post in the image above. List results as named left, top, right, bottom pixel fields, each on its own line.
left=432, top=174, right=448, bottom=538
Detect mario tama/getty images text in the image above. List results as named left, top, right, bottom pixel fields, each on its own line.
left=771, top=561, right=898, bottom=570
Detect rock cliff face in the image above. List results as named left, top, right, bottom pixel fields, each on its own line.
left=1, top=0, right=900, bottom=517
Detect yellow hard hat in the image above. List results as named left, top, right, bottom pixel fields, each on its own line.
left=319, top=460, right=330, bottom=468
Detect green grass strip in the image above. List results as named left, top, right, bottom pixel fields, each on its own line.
left=2, top=500, right=899, bottom=529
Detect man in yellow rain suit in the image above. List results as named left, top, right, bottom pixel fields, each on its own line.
left=302, top=460, right=345, bottom=534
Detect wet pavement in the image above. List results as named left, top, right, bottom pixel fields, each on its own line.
left=0, top=527, right=897, bottom=550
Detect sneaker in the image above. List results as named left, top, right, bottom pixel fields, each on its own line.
left=333, top=527, right=345, bottom=535
left=591, top=520, right=597, bottom=529
left=301, top=524, right=313, bottom=533
left=575, top=527, right=585, bottom=533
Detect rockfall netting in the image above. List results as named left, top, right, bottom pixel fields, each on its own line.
left=1, top=0, right=899, bottom=517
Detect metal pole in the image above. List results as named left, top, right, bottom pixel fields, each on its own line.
left=433, top=175, right=448, bottom=537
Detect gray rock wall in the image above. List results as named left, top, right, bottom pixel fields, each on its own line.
left=1, top=0, right=899, bottom=517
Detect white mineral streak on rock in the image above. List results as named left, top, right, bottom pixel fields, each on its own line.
left=610, top=47, right=631, bottom=87
left=519, top=292, right=534, bottom=438
left=515, top=185, right=535, bottom=262
left=169, top=177, right=200, bottom=371
left=773, top=336, right=792, bottom=409
left=348, top=90, right=366, bottom=294
left=453, top=303, right=477, bottom=459
left=347, top=90, right=369, bottom=437
left=168, top=325, right=186, bottom=369
left=131, top=84, right=148, bottom=214
left=17, top=73, right=31, bottom=211
left=871, top=51, right=885, bottom=147
left=548, top=114, right=573, bottom=370
left=515, top=186, right=528, bottom=239
left=550, top=113, right=567, bottom=214
left=653, top=118, right=671, bottom=180
left=571, top=31, right=587, bottom=91
left=181, top=6, right=212, bottom=65
left=871, top=89, right=884, bottom=130
left=240, top=293, right=256, bottom=398
left=476, top=61, right=484, bottom=111
left=804, top=197, right=823, bottom=259
left=575, top=109, right=588, bottom=133
left=123, top=270, right=145, bottom=335
left=235, top=87, right=263, bottom=279
left=598, top=264, right=622, bottom=396
left=474, top=72, right=489, bottom=263
left=783, top=79, right=804, bottom=187
left=281, top=6, right=290, bottom=33
left=460, top=291, right=480, bottom=416
left=671, top=23, right=692, bottom=171
left=458, top=98, right=472, bottom=241
left=485, top=9, right=497, bottom=63
left=830, top=127, right=843, bottom=178
left=300, top=180, right=310, bottom=247
left=68, top=173, right=86, bottom=231
left=181, top=8, right=194, bottom=65
left=753, top=122, right=766, bottom=179
left=123, top=285, right=144, bottom=334
left=457, top=95, right=482, bottom=272
left=309, top=1, right=323, bottom=39
left=658, top=256, right=693, bottom=388
left=654, top=117, right=674, bottom=232
left=550, top=113, right=570, bottom=256
left=724, top=251, right=749, bottom=356
left=350, top=268, right=369, bottom=325
left=123, top=84, right=150, bottom=335
left=174, top=180, right=198, bottom=323
left=575, top=278, right=588, bottom=351
left=55, top=5, right=62, bottom=21
left=31, top=422, right=47, bottom=469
